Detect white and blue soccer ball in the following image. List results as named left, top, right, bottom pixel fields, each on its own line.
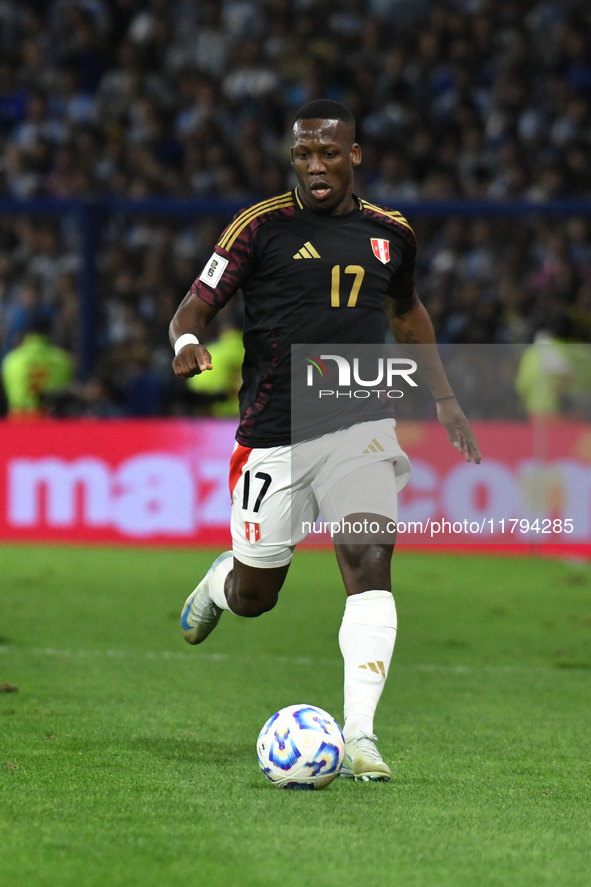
left=256, top=704, right=345, bottom=789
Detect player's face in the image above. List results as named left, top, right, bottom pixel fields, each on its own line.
left=291, top=119, right=361, bottom=216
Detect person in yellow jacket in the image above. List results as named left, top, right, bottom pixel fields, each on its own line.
left=186, top=324, right=244, bottom=417
left=515, top=331, right=572, bottom=418
left=2, top=320, right=74, bottom=419
left=515, top=323, right=591, bottom=420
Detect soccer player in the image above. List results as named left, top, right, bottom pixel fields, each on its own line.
left=170, top=99, right=481, bottom=782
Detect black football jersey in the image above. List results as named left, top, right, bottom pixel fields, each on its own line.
left=191, top=188, right=416, bottom=447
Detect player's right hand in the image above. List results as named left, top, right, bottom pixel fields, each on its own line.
left=172, top=344, right=213, bottom=379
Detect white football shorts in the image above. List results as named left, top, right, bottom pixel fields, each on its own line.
left=229, top=418, right=411, bottom=568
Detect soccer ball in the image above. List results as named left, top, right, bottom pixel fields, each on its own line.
left=256, top=704, right=345, bottom=789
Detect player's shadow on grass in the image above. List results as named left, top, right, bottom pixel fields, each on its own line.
left=129, top=737, right=252, bottom=764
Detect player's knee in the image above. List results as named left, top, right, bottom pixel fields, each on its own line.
left=332, top=513, right=396, bottom=549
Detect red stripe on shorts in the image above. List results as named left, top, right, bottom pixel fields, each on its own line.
left=229, top=444, right=253, bottom=498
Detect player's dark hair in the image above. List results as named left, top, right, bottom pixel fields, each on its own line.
left=293, top=100, right=355, bottom=138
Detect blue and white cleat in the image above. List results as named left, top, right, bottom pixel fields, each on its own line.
left=180, top=551, right=232, bottom=645
left=340, top=734, right=392, bottom=782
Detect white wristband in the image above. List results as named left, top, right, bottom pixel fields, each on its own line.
left=174, top=333, right=200, bottom=355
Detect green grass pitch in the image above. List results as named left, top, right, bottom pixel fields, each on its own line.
left=1, top=545, right=590, bottom=887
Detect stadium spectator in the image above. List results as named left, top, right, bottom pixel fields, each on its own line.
left=516, top=316, right=591, bottom=421
left=186, top=322, right=244, bottom=416
left=1, top=278, right=53, bottom=357
left=1, top=316, right=73, bottom=418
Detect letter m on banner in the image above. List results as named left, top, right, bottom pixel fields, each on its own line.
left=370, top=238, right=390, bottom=264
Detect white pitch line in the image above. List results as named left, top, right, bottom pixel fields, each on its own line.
left=0, top=645, right=588, bottom=675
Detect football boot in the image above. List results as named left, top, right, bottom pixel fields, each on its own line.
left=340, top=733, right=392, bottom=782
left=180, top=551, right=232, bottom=644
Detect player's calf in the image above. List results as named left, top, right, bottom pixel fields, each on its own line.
left=225, top=559, right=289, bottom=617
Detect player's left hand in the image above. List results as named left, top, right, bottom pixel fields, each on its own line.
left=436, top=398, right=482, bottom=463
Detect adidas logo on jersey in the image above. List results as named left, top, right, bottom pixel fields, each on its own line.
left=293, top=241, right=321, bottom=259
left=363, top=438, right=385, bottom=454
left=359, top=661, right=386, bottom=677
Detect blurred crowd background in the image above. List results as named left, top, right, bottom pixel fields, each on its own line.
left=1, top=0, right=591, bottom=418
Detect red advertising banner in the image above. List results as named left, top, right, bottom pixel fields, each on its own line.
left=0, top=419, right=589, bottom=553
left=393, top=420, right=591, bottom=552
left=0, top=419, right=236, bottom=546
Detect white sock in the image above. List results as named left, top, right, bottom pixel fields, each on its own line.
left=208, top=553, right=234, bottom=611
left=338, top=590, right=397, bottom=741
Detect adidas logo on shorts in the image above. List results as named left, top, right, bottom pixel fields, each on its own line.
left=363, top=438, right=385, bottom=454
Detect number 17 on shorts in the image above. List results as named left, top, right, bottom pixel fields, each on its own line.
left=229, top=443, right=300, bottom=568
